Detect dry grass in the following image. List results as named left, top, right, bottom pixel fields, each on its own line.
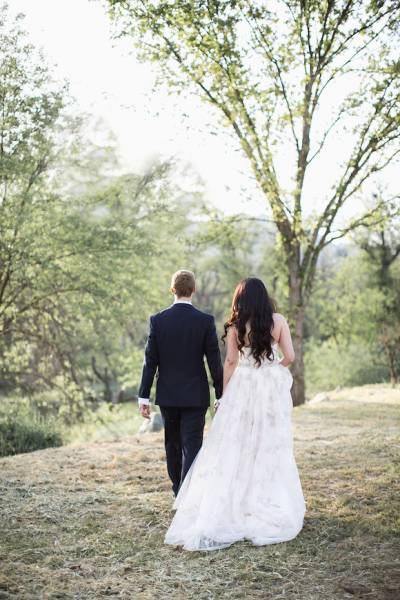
left=0, top=385, right=399, bottom=600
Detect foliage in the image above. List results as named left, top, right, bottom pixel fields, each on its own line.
left=305, top=339, right=387, bottom=394
left=356, top=215, right=400, bottom=384
left=305, top=221, right=400, bottom=390
left=0, top=417, right=62, bottom=457
left=189, top=210, right=284, bottom=331
left=65, top=401, right=158, bottom=444
left=0, top=6, right=199, bottom=416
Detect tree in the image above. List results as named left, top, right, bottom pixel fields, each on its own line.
left=0, top=6, right=192, bottom=414
left=0, top=4, right=67, bottom=340
left=108, top=0, right=400, bottom=403
left=305, top=210, right=400, bottom=390
left=357, top=213, right=400, bottom=385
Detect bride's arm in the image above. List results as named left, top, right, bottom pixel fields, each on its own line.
left=276, top=316, right=295, bottom=367
left=223, top=326, right=240, bottom=392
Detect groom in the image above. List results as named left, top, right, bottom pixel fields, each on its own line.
left=138, top=270, right=223, bottom=496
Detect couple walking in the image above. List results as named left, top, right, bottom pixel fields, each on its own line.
left=138, top=270, right=305, bottom=552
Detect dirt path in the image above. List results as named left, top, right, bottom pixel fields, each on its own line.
left=1, top=386, right=399, bottom=599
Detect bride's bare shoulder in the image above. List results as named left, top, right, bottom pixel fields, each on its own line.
left=226, top=324, right=238, bottom=338
left=271, top=313, right=287, bottom=340
left=272, top=312, right=287, bottom=325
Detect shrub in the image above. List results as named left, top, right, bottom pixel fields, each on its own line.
left=0, top=418, right=63, bottom=457
left=305, top=339, right=388, bottom=395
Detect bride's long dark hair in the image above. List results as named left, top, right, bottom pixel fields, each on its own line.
left=222, top=278, right=277, bottom=366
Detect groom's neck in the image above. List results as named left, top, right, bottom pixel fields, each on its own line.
left=174, top=295, right=193, bottom=303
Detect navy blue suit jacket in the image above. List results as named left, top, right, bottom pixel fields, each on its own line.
left=138, top=303, right=223, bottom=407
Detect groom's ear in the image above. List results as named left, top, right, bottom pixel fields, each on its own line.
left=170, top=286, right=176, bottom=295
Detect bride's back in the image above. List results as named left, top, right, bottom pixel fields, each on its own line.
left=243, top=312, right=283, bottom=348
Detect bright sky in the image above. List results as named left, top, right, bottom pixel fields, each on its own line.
left=9, top=0, right=398, bottom=224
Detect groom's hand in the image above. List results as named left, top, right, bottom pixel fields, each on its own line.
left=140, top=404, right=151, bottom=420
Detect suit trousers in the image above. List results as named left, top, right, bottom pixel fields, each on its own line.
left=160, top=405, right=208, bottom=496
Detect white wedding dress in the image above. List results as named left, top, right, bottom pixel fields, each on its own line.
left=164, top=344, right=306, bottom=551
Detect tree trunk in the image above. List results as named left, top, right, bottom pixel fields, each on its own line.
left=287, top=251, right=306, bottom=406
left=386, top=346, right=398, bottom=388
left=91, top=356, right=113, bottom=403
left=291, top=308, right=306, bottom=406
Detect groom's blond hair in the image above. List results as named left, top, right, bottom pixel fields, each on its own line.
left=171, top=270, right=196, bottom=298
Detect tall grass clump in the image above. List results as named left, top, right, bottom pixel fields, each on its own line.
left=0, top=396, right=63, bottom=457
left=0, top=417, right=63, bottom=457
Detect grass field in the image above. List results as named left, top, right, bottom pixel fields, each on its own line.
left=0, top=385, right=399, bottom=599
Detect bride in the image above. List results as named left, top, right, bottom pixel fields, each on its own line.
left=165, top=277, right=306, bottom=551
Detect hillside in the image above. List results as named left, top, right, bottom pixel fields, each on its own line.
left=0, top=386, right=399, bottom=600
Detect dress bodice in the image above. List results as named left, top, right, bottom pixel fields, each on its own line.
left=238, top=344, right=280, bottom=369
